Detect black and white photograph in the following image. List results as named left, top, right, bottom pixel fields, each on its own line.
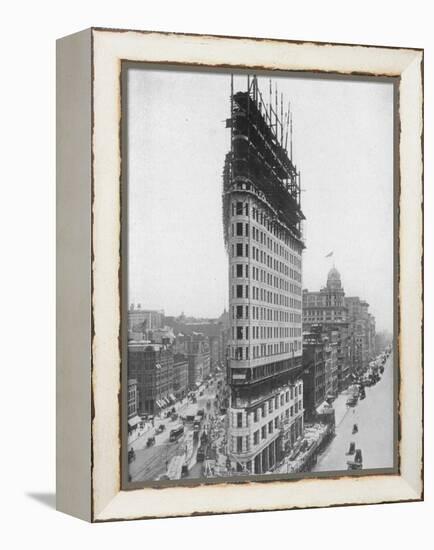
left=124, top=66, right=396, bottom=484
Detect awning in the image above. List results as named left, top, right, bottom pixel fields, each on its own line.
left=316, top=401, right=332, bottom=415
left=128, top=415, right=141, bottom=427
left=169, top=394, right=176, bottom=402
left=156, top=400, right=164, bottom=408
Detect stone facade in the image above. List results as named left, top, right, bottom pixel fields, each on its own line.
left=303, top=268, right=350, bottom=390
left=128, top=342, right=173, bottom=415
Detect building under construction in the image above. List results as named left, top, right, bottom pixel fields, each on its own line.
left=222, top=76, right=305, bottom=474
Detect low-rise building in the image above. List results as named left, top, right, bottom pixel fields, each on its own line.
left=172, top=354, right=189, bottom=399
left=127, top=378, right=141, bottom=433
left=302, top=331, right=326, bottom=419
left=328, top=329, right=339, bottom=397
left=345, top=296, right=376, bottom=373
left=128, top=342, right=174, bottom=415
left=128, top=304, right=164, bottom=332
left=302, top=324, right=339, bottom=418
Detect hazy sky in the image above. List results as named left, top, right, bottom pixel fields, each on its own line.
left=127, top=67, right=394, bottom=332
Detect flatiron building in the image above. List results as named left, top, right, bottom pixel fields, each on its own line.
left=222, top=77, right=305, bottom=474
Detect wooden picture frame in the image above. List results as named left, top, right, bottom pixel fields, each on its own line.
left=56, top=27, right=423, bottom=522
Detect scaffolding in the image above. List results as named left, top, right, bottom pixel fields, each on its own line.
left=223, top=75, right=304, bottom=249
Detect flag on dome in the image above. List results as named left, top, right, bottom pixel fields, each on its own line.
left=325, top=251, right=333, bottom=258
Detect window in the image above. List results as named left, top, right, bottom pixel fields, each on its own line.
left=236, top=243, right=243, bottom=257
left=261, top=426, right=266, bottom=440
left=236, top=285, right=243, bottom=298
left=237, top=327, right=243, bottom=340
left=236, top=202, right=243, bottom=215
left=236, top=222, right=243, bottom=236
left=268, top=421, right=273, bottom=434
left=253, top=409, right=258, bottom=422
left=236, top=264, right=243, bottom=277
left=254, top=430, right=259, bottom=445
left=237, top=412, right=243, bottom=428
left=236, top=305, right=243, bottom=319
left=274, top=417, right=279, bottom=429
left=237, top=436, right=243, bottom=453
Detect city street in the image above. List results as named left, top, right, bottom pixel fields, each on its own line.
left=129, top=376, right=223, bottom=481
left=312, top=353, right=394, bottom=472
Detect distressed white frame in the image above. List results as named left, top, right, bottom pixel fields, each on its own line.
left=57, top=28, right=423, bottom=522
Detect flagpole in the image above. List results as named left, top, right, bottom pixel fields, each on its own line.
left=325, top=251, right=334, bottom=269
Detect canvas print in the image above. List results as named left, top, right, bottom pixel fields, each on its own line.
left=124, top=66, right=395, bottom=484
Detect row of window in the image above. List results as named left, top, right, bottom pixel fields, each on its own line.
left=231, top=263, right=302, bottom=297
left=251, top=205, right=302, bottom=255
left=248, top=202, right=302, bottom=255
left=304, top=314, right=343, bottom=321
left=251, top=224, right=300, bottom=265
left=230, top=217, right=302, bottom=270
left=305, top=299, right=344, bottom=307
left=303, top=308, right=344, bottom=316
left=230, top=240, right=301, bottom=283
left=231, top=305, right=301, bottom=324
left=232, top=388, right=302, bottom=427
left=128, top=388, right=136, bottom=402
left=230, top=340, right=302, bottom=360
left=230, top=201, right=302, bottom=253
left=231, top=284, right=302, bottom=309
left=231, top=407, right=303, bottom=453
left=232, top=325, right=301, bottom=341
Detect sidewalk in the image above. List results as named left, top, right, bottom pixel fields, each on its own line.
left=333, top=390, right=353, bottom=427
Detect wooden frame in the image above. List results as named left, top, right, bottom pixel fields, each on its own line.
left=56, top=27, right=423, bottom=522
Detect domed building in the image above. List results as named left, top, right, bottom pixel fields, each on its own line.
left=303, top=267, right=377, bottom=412
left=326, top=266, right=342, bottom=290
left=303, top=267, right=346, bottom=324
